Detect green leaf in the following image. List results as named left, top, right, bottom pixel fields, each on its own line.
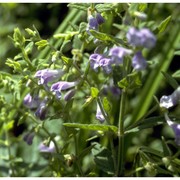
left=103, top=97, right=111, bottom=113
left=68, top=3, right=90, bottom=11
left=138, top=3, right=147, bottom=12
left=91, top=87, right=99, bottom=98
left=91, top=142, right=115, bottom=174
left=13, top=27, right=25, bottom=47
left=95, top=3, right=113, bottom=12
left=158, top=16, right=171, bottom=34
left=174, top=50, right=180, bottom=56
left=63, top=123, right=118, bottom=134
left=89, top=30, right=123, bottom=45
left=172, top=70, right=180, bottom=79
left=161, top=71, right=179, bottom=89
left=125, top=116, right=166, bottom=134
left=118, top=72, right=142, bottom=89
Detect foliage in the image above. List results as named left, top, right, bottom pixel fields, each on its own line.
left=0, top=3, right=180, bottom=177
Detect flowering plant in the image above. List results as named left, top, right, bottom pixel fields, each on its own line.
left=0, top=3, right=180, bottom=177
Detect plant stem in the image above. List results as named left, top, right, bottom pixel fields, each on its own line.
left=116, top=89, right=126, bottom=176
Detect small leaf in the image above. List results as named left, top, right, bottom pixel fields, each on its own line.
left=161, top=136, right=172, bottom=157
left=68, top=3, right=90, bottom=11
left=103, top=97, right=112, bottom=113
left=82, top=96, right=94, bottom=108
left=91, top=87, right=99, bottom=98
left=158, top=16, right=171, bottom=34
left=161, top=71, right=179, bottom=89
left=95, top=3, right=113, bottom=12
left=91, top=142, right=115, bottom=174
left=63, top=123, right=118, bottom=134
left=174, top=50, right=180, bottom=56
left=172, top=70, right=180, bottom=79
left=6, top=59, right=22, bottom=72
left=89, top=30, right=124, bottom=45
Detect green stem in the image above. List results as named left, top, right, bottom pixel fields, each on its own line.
left=117, top=90, right=126, bottom=176
left=38, top=9, right=84, bottom=59
left=21, top=48, right=34, bottom=69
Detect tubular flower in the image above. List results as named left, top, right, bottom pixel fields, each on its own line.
left=96, top=103, right=106, bottom=123
left=64, top=89, right=76, bottom=101
left=96, top=13, right=105, bottom=25
left=109, top=47, right=132, bottom=65
left=23, top=93, right=39, bottom=109
left=89, top=53, right=103, bottom=72
left=51, top=81, right=78, bottom=99
left=23, top=132, right=35, bottom=145
left=34, top=97, right=48, bottom=120
left=160, top=87, right=180, bottom=109
left=34, top=69, right=64, bottom=85
left=39, top=141, right=55, bottom=153
left=165, top=113, right=180, bottom=146
left=127, top=27, right=156, bottom=48
left=132, top=51, right=147, bottom=70
left=99, top=58, right=113, bottom=74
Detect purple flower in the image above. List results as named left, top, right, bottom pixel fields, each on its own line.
left=51, top=81, right=78, bottom=99
left=126, top=27, right=142, bottom=47
left=102, top=85, right=121, bottom=98
left=126, top=27, right=156, bottom=48
left=39, top=141, right=55, bottom=153
left=89, top=53, right=103, bottom=72
left=34, top=97, right=48, bottom=120
left=96, top=103, right=106, bottom=123
left=160, top=87, right=180, bottom=109
left=64, top=89, right=76, bottom=101
left=96, top=13, right=105, bottom=25
left=132, top=51, right=147, bottom=70
left=23, top=132, right=35, bottom=145
left=34, top=69, right=64, bottom=85
left=23, top=93, right=39, bottom=109
left=109, top=47, right=132, bottom=64
left=165, top=113, right=180, bottom=146
left=88, top=15, right=99, bottom=30
left=99, top=58, right=112, bottom=74
left=140, top=28, right=156, bottom=48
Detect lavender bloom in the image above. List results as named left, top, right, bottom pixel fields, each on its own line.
left=165, top=113, right=180, bottom=146
left=99, top=58, right=112, bottom=74
left=35, top=97, right=48, bottom=120
left=140, top=28, right=156, bottom=48
left=126, top=27, right=142, bottom=47
left=34, top=69, right=64, bottom=85
left=89, top=53, right=103, bottom=72
left=64, top=89, right=76, bottom=101
left=51, top=81, right=78, bottom=99
left=160, top=87, right=180, bottom=109
left=39, top=141, right=55, bottom=153
left=23, top=93, right=39, bottom=109
left=23, top=132, right=35, bottom=145
left=96, top=13, right=105, bottom=25
left=109, top=47, right=132, bottom=64
left=132, top=51, right=147, bottom=70
left=88, top=15, right=99, bottom=30
left=127, top=27, right=156, bottom=48
left=96, top=103, right=106, bottom=123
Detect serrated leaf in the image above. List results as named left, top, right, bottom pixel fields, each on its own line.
left=91, top=142, right=115, bottom=174
left=63, top=123, right=118, bottom=134
left=161, top=71, right=179, bottom=89
left=68, top=3, right=90, bottom=11
left=89, top=30, right=123, bottom=45
left=95, top=3, right=113, bottom=13
left=91, top=87, right=99, bottom=98
left=158, top=16, right=171, bottom=34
